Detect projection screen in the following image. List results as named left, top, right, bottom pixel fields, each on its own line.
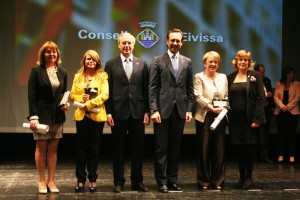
left=0, top=0, right=282, bottom=133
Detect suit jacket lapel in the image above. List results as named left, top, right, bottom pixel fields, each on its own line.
left=246, top=71, right=251, bottom=99
left=116, top=56, right=129, bottom=81
left=228, top=72, right=237, bottom=87
left=164, top=53, right=177, bottom=80
left=177, top=55, right=184, bottom=81
left=41, top=66, right=55, bottom=97
left=54, top=68, right=63, bottom=97
left=41, top=66, right=51, bottom=86
left=130, top=57, right=138, bottom=81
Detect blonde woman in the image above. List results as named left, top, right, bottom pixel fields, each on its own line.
left=70, top=50, right=108, bottom=193
left=227, top=50, right=265, bottom=190
left=194, top=51, right=228, bottom=190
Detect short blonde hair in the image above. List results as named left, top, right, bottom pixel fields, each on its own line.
left=203, top=51, right=221, bottom=64
left=232, top=50, right=255, bottom=72
left=36, top=41, right=61, bottom=66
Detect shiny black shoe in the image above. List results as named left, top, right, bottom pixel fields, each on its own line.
left=167, top=183, right=182, bottom=191
left=242, top=178, right=253, bottom=190
left=89, top=182, right=96, bottom=193
left=89, top=186, right=96, bottom=193
left=158, top=185, right=168, bottom=193
left=132, top=183, right=149, bottom=192
left=75, top=182, right=84, bottom=193
left=113, top=185, right=124, bottom=193
left=235, top=179, right=244, bottom=189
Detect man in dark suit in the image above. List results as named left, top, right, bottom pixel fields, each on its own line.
left=149, top=28, right=194, bottom=193
left=104, top=32, right=150, bottom=193
left=254, top=64, right=274, bottom=164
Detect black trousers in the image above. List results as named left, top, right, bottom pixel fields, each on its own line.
left=111, top=116, right=145, bottom=186
left=75, top=116, right=104, bottom=183
left=154, top=106, right=185, bottom=186
left=257, top=107, right=273, bottom=159
left=195, top=112, right=226, bottom=188
left=276, top=112, right=299, bottom=157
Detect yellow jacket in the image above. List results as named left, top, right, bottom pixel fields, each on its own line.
left=70, top=71, right=109, bottom=122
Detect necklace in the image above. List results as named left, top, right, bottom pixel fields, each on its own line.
left=84, top=74, right=93, bottom=89
left=46, top=66, right=58, bottom=77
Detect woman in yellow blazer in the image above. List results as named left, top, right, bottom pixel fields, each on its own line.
left=274, top=66, right=300, bottom=164
left=70, top=50, right=109, bottom=193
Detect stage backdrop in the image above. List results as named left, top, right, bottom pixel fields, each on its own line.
left=0, top=0, right=282, bottom=133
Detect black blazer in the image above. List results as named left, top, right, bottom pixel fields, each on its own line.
left=104, top=55, right=149, bottom=120
left=227, top=70, right=266, bottom=125
left=27, top=65, right=68, bottom=124
left=149, top=52, right=194, bottom=119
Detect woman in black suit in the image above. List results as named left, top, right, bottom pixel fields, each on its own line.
left=227, top=50, right=265, bottom=190
left=28, top=41, right=69, bottom=193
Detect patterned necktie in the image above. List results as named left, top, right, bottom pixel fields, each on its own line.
left=124, top=58, right=132, bottom=79
left=172, top=54, right=178, bottom=79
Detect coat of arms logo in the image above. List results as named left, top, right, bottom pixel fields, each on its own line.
left=136, top=21, right=159, bottom=49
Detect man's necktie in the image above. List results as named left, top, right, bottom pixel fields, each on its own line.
left=124, top=58, right=132, bottom=79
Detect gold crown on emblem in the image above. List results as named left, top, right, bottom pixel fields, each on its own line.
left=139, top=21, right=156, bottom=28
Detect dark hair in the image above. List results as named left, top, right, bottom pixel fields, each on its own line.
left=166, top=28, right=183, bottom=40
left=280, top=66, right=294, bottom=84
left=254, top=63, right=264, bottom=71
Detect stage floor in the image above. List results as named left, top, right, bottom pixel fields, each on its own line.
left=1, top=157, right=300, bottom=200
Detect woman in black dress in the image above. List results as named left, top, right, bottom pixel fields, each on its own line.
left=227, top=50, right=265, bottom=190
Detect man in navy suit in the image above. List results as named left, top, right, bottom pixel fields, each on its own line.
left=149, top=28, right=194, bottom=193
left=105, top=32, right=150, bottom=193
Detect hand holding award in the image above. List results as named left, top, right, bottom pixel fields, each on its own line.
left=210, top=108, right=228, bottom=130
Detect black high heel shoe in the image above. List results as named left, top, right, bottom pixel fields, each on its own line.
left=89, top=182, right=97, bottom=193
left=75, top=182, right=84, bottom=193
